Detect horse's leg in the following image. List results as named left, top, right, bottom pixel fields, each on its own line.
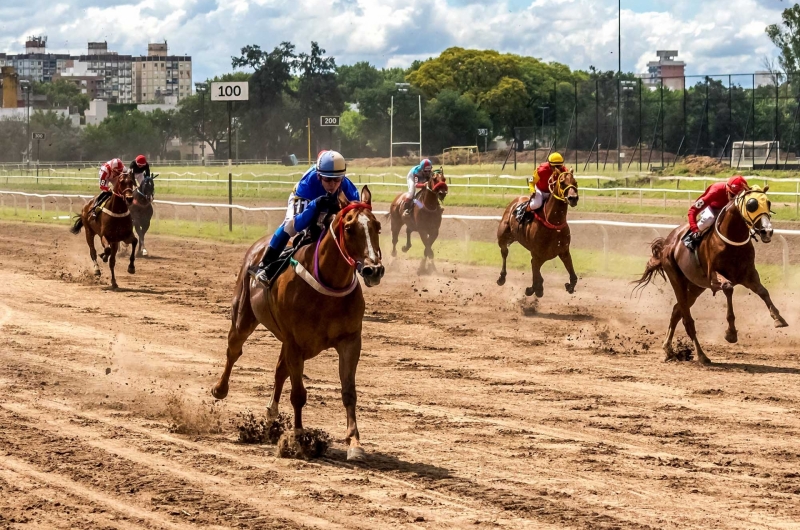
left=558, top=250, right=578, bottom=294
left=390, top=212, right=401, bottom=258
left=663, top=303, right=683, bottom=360
left=723, top=284, right=738, bottom=343
left=84, top=225, right=101, bottom=277
left=284, top=343, right=307, bottom=432
left=401, top=225, right=412, bottom=253
left=108, top=241, right=119, bottom=289
left=426, top=230, right=438, bottom=272
left=417, top=230, right=430, bottom=274
left=742, top=269, right=789, bottom=328
left=525, top=256, right=544, bottom=297
left=100, top=233, right=111, bottom=262
left=497, top=227, right=512, bottom=286
left=127, top=235, right=137, bottom=274
left=336, top=335, right=364, bottom=461
left=265, top=348, right=290, bottom=421
left=140, top=214, right=151, bottom=256
left=211, top=296, right=259, bottom=401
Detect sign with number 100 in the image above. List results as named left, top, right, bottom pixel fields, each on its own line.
left=210, top=82, right=249, bottom=101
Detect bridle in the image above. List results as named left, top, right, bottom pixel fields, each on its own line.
left=328, top=202, right=375, bottom=270
left=715, top=190, right=772, bottom=246
left=548, top=171, right=578, bottom=203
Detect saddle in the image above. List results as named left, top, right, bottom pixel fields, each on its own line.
left=261, top=232, right=314, bottom=285
left=513, top=200, right=537, bottom=224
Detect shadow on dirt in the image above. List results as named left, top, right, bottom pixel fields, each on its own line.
left=324, top=448, right=451, bottom=479
left=708, top=362, right=800, bottom=375
left=523, top=309, right=594, bottom=321
left=103, top=286, right=167, bottom=295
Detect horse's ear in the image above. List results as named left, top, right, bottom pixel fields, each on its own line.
left=764, top=184, right=770, bottom=193
left=361, top=186, right=372, bottom=206
left=151, top=173, right=158, bottom=179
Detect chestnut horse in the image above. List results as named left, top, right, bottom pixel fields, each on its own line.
left=496, top=170, right=580, bottom=297
left=634, top=186, right=787, bottom=364
left=212, top=186, right=385, bottom=461
left=70, top=172, right=138, bottom=289
left=389, top=169, right=448, bottom=273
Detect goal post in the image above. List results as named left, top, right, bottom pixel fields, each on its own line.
left=442, top=145, right=479, bottom=166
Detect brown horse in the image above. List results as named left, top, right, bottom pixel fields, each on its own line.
left=70, top=172, right=138, bottom=289
left=496, top=170, right=580, bottom=297
left=634, top=186, right=788, bottom=364
left=389, top=169, right=448, bottom=273
left=212, top=186, right=384, bottom=461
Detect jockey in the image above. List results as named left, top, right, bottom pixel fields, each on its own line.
left=403, top=158, right=433, bottom=216
left=683, top=175, right=750, bottom=251
left=90, top=158, right=126, bottom=219
left=522, top=152, right=569, bottom=216
left=129, top=155, right=150, bottom=188
left=250, top=150, right=360, bottom=283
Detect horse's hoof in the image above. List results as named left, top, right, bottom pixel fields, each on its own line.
left=697, top=355, right=712, bottom=366
left=535, top=290, right=543, bottom=298
left=111, top=282, right=118, bottom=290
left=524, top=287, right=534, bottom=296
left=94, top=269, right=101, bottom=277
left=775, top=317, right=789, bottom=328
left=401, top=246, right=410, bottom=253
left=210, top=385, right=228, bottom=400
left=565, top=283, right=576, bottom=294
left=142, top=248, right=148, bottom=257
left=347, top=446, right=366, bottom=461
left=724, top=330, right=738, bottom=344
left=497, top=276, right=506, bottom=286
left=101, top=254, right=109, bottom=263
left=127, top=265, right=135, bottom=274
left=391, top=249, right=397, bottom=258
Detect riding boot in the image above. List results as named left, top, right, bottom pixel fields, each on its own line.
left=683, top=231, right=700, bottom=251
left=90, top=191, right=110, bottom=221
left=250, top=245, right=283, bottom=284
left=402, top=196, right=415, bottom=219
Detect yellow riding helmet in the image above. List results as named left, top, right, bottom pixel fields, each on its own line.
left=548, top=152, right=564, bottom=165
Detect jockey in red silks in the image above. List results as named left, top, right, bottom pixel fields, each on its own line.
left=683, top=175, right=749, bottom=251
left=90, top=158, right=126, bottom=219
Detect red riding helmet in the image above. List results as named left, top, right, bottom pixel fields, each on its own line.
left=135, top=155, right=148, bottom=167
left=726, top=175, right=748, bottom=196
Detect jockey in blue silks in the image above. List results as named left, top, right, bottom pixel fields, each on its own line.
left=250, top=150, right=360, bottom=283
left=403, top=158, right=433, bottom=216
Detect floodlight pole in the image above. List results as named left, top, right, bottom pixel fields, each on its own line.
left=418, top=95, right=422, bottom=158
left=390, top=96, right=394, bottom=167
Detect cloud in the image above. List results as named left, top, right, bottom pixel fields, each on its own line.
left=0, top=0, right=787, bottom=82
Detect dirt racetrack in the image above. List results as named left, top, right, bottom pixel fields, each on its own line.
left=1, top=220, right=799, bottom=529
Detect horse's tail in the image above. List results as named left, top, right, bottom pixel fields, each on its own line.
left=632, top=237, right=666, bottom=293
left=69, top=216, right=83, bottom=235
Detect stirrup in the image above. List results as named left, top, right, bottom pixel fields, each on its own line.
left=248, top=265, right=269, bottom=284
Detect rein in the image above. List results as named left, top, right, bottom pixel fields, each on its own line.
left=549, top=173, right=578, bottom=203
left=330, top=202, right=373, bottom=269
left=714, top=192, right=770, bottom=247
left=289, top=202, right=372, bottom=297
left=102, top=186, right=133, bottom=218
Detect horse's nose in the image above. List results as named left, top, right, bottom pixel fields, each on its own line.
left=568, top=196, right=579, bottom=207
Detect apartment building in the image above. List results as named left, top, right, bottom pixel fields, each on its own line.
left=133, top=42, right=192, bottom=103
left=641, top=50, right=686, bottom=91
left=0, top=37, right=191, bottom=105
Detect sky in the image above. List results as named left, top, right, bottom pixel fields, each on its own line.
left=0, top=0, right=792, bottom=82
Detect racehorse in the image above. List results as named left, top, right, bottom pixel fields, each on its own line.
left=634, top=186, right=788, bottom=364
left=388, top=169, right=448, bottom=273
left=130, top=173, right=156, bottom=257
left=69, top=172, right=137, bottom=289
left=496, top=170, right=580, bottom=297
left=211, top=186, right=384, bottom=461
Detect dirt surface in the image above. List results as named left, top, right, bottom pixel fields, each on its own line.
left=1, top=221, right=799, bottom=529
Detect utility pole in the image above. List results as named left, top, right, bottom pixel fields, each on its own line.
left=195, top=82, right=207, bottom=166
left=20, top=80, right=31, bottom=170
left=617, top=0, right=623, bottom=171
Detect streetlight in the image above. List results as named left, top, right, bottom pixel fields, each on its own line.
left=20, top=79, right=31, bottom=169
left=390, top=83, right=421, bottom=166
left=195, top=82, right=207, bottom=166
left=617, top=0, right=622, bottom=170
left=537, top=106, right=549, bottom=166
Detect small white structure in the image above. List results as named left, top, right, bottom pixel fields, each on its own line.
left=731, top=141, right=780, bottom=167
left=84, top=99, right=107, bottom=126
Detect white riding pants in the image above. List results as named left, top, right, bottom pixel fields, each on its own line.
left=696, top=207, right=717, bottom=233
left=530, top=189, right=550, bottom=210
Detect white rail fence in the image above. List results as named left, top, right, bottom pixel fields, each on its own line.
left=1, top=190, right=799, bottom=279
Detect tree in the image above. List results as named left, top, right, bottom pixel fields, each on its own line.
left=767, top=4, right=800, bottom=76
left=33, top=80, right=91, bottom=113
left=422, top=89, right=491, bottom=154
